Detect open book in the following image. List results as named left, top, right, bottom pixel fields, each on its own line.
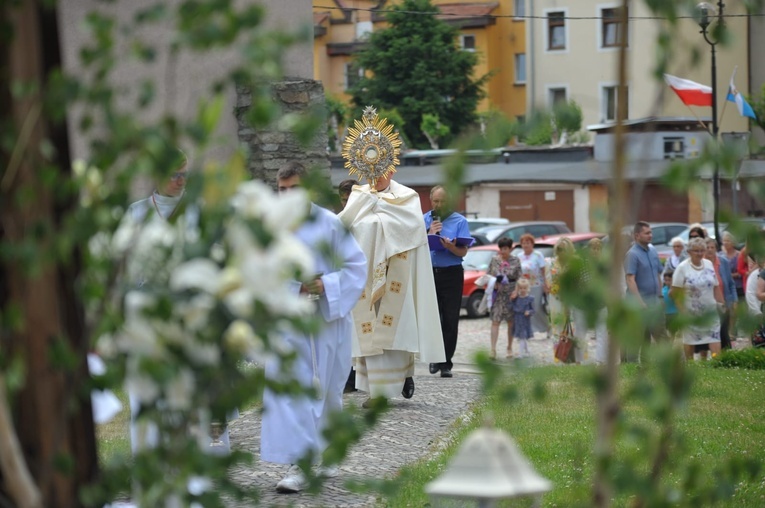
left=427, top=235, right=475, bottom=251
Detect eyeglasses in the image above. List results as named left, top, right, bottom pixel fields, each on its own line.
left=170, top=172, right=188, bottom=181
left=689, top=235, right=700, bottom=239
left=689, top=249, right=705, bottom=253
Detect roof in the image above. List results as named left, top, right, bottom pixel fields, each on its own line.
left=331, top=159, right=765, bottom=187
left=588, top=116, right=713, bottom=133
left=313, top=11, right=330, bottom=26
left=435, top=2, right=498, bottom=27
left=436, top=2, right=499, bottom=18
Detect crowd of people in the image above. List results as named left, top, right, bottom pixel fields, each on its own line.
left=475, top=220, right=765, bottom=366
left=119, top=130, right=765, bottom=497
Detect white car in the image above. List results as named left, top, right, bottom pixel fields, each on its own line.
left=466, top=217, right=509, bottom=233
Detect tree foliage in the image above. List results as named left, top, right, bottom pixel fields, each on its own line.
left=420, top=113, right=449, bottom=150
left=350, top=0, right=488, bottom=148
left=748, top=84, right=765, bottom=135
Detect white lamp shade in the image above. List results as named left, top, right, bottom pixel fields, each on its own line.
left=425, top=427, right=552, bottom=500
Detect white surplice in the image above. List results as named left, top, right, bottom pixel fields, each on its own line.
left=338, top=180, right=445, bottom=399
left=260, top=203, right=367, bottom=465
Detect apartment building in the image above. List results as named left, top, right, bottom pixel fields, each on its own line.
left=525, top=0, right=751, bottom=135
left=313, top=0, right=527, bottom=121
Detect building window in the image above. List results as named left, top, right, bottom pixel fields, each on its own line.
left=514, top=0, right=525, bottom=19
left=602, top=85, right=628, bottom=121
left=663, top=137, right=685, bottom=159
left=547, top=11, right=565, bottom=50
left=549, top=87, right=567, bottom=106
left=514, top=53, right=526, bottom=84
left=601, top=7, right=628, bottom=48
left=461, top=34, right=476, bottom=51
left=345, top=63, right=362, bottom=91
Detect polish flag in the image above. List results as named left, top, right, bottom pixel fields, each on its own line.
left=664, top=74, right=713, bottom=107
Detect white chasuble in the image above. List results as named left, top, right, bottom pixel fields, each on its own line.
left=339, top=180, right=445, bottom=398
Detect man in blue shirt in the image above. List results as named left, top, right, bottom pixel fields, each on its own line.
left=624, top=221, right=664, bottom=360
left=424, top=185, right=471, bottom=378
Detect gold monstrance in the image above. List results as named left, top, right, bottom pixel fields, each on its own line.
left=341, top=106, right=402, bottom=188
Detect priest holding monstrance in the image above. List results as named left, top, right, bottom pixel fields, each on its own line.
left=338, top=106, right=445, bottom=406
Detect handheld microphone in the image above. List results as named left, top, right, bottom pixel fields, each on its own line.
left=433, top=214, right=441, bottom=235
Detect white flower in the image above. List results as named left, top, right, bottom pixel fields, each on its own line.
left=223, top=287, right=254, bottom=317
left=183, top=340, right=220, bottom=367
left=125, top=373, right=160, bottom=405
left=270, top=234, right=314, bottom=278
left=152, top=320, right=185, bottom=345
left=262, top=189, right=309, bottom=233
left=170, top=258, right=221, bottom=294
left=230, top=180, right=309, bottom=233
left=165, top=368, right=195, bottom=410
left=223, top=319, right=262, bottom=355
left=216, top=266, right=242, bottom=297
left=119, top=319, right=162, bottom=357
left=95, top=333, right=117, bottom=358
left=210, top=243, right=226, bottom=263
left=176, top=293, right=216, bottom=332
left=137, top=216, right=177, bottom=250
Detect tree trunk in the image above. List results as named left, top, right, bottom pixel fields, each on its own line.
left=1, top=2, right=98, bottom=506
left=593, top=2, right=629, bottom=507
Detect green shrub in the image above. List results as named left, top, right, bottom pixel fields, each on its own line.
left=711, top=347, right=765, bottom=370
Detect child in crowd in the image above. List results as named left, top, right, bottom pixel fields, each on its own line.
left=511, top=279, right=535, bottom=358
left=663, top=270, right=679, bottom=341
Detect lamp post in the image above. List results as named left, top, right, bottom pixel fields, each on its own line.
left=425, top=423, right=552, bottom=507
left=696, top=1, right=725, bottom=245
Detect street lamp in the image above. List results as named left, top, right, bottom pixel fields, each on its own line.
left=696, top=1, right=725, bottom=244
left=425, top=422, right=552, bottom=507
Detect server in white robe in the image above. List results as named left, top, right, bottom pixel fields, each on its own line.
left=261, top=162, right=367, bottom=493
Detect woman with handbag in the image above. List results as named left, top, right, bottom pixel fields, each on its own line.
left=548, top=238, right=581, bottom=364
left=487, top=238, right=522, bottom=359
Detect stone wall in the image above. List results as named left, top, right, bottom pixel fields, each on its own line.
left=236, top=78, right=329, bottom=188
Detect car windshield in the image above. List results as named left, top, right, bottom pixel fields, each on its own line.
left=679, top=223, right=717, bottom=242
left=473, top=225, right=506, bottom=242
left=467, top=219, right=508, bottom=233
left=679, top=219, right=765, bottom=244
left=462, top=250, right=496, bottom=271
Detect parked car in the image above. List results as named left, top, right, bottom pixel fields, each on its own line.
left=466, top=217, right=509, bottom=233
left=621, top=222, right=688, bottom=247
left=473, top=221, right=572, bottom=245
left=461, top=232, right=605, bottom=318
left=611, top=222, right=687, bottom=263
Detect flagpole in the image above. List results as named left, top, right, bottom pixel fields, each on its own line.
left=718, top=66, right=736, bottom=128
left=685, top=107, right=711, bottom=135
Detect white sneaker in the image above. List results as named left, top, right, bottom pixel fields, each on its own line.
left=317, top=465, right=339, bottom=478
left=276, top=465, right=307, bottom=493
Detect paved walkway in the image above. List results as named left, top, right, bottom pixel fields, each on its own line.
left=226, top=315, right=749, bottom=506
left=224, top=315, right=572, bottom=506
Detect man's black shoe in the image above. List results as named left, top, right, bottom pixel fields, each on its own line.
left=428, top=363, right=440, bottom=375
left=402, top=377, right=415, bottom=399
left=440, top=368, right=453, bottom=378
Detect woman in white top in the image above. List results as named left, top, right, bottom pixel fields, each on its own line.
left=662, top=237, right=686, bottom=276
left=514, top=233, right=549, bottom=334
left=670, top=237, right=724, bottom=360
left=744, top=254, right=765, bottom=316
